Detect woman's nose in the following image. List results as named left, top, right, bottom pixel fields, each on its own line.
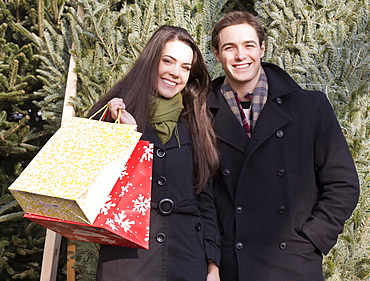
left=169, top=65, right=180, bottom=76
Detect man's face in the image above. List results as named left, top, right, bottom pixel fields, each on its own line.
left=214, top=24, right=265, bottom=92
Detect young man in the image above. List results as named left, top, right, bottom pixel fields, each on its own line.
left=208, top=11, right=360, bottom=281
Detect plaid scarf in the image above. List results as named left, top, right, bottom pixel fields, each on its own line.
left=220, top=67, right=268, bottom=137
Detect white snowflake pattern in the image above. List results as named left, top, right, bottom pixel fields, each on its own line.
left=100, top=195, right=117, bottom=215
left=113, top=211, right=135, bottom=232
left=140, top=144, right=153, bottom=162
left=132, top=194, right=151, bottom=216
left=119, top=166, right=129, bottom=180
left=105, top=218, right=118, bottom=231
left=144, top=226, right=150, bottom=242
left=119, top=182, right=133, bottom=197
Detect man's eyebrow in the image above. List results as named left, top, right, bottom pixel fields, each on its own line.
left=220, top=40, right=258, bottom=49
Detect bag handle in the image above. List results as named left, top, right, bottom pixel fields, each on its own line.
left=89, top=104, right=122, bottom=123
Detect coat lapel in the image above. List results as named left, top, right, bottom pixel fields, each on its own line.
left=208, top=81, right=249, bottom=153
left=244, top=100, right=291, bottom=161
left=213, top=101, right=249, bottom=152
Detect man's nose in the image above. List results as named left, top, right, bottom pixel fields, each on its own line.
left=235, top=47, right=247, bottom=60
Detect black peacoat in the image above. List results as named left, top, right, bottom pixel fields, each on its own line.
left=208, top=62, right=360, bottom=281
left=96, top=119, right=220, bottom=281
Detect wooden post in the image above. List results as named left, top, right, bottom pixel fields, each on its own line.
left=66, top=241, right=77, bottom=281
left=40, top=26, right=78, bottom=281
left=39, top=4, right=84, bottom=280
left=40, top=230, right=62, bottom=281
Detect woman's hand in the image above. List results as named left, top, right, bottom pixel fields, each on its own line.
left=107, top=98, right=137, bottom=126
left=206, top=261, right=220, bottom=281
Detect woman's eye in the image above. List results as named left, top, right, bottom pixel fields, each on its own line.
left=182, top=66, right=191, bottom=71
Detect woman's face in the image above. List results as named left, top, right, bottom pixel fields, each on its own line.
left=157, top=40, right=194, bottom=98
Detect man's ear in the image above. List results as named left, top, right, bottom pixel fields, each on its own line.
left=260, top=41, right=266, bottom=58
left=213, top=47, right=221, bottom=62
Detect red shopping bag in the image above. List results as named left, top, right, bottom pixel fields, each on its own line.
left=25, top=140, right=153, bottom=249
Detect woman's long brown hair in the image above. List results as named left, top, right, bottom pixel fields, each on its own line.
left=88, top=25, right=219, bottom=193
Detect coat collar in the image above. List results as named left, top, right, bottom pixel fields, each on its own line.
left=262, top=62, right=302, bottom=98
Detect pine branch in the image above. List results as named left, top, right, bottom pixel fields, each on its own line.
left=37, top=0, right=44, bottom=36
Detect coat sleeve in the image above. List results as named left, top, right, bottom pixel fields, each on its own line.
left=301, top=92, right=360, bottom=255
left=197, top=178, right=221, bottom=266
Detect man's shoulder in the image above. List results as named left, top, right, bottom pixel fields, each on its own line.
left=210, top=76, right=225, bottom=98
left=208, top=76, right=226, bottom=107
left=261, top=62, right=296, bottom=84
left=261, top=62, right=304, bottom=97
left=211, top=76, right=225, bottom=90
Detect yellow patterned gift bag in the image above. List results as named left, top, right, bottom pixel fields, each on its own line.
left=24, top=140, right=153, bottom=249
left=9, top=116, right=142, bottom=224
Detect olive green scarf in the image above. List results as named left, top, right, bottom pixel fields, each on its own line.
left=150, top=93, right=184, bottom=145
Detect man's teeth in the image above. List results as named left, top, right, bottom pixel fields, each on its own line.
left=235, top=64, right=250, bottom=69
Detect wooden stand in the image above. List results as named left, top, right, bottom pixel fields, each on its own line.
left=39, top=38, right=78, bottom=281
left=39, top=4, right=85, bottom=279
left=66, top=241, right=77, bottom=281
left=40, top=230, right=62, bottom=281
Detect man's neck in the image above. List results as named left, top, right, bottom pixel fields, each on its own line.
left=225, top=68, right=262, bottom=100
left=226, top=80, right=256, bottom=101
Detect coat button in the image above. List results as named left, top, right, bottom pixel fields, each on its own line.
left=278, top=206, right=285, bottom=214
left=156, top=176, right=167, bottom=186
left=236, top=242, right=243, bottom=250
left=157, top=198, right=174, bottom=215
left=195, top=222, right=202, bottom=232
left=156, top=148, right=166, bottom=158
left=279, top=242, right=287, bottom=250
left=276, top=130, right=284, bottom=138
left=236, top=206, right=243, bottom=214
left=222, top=169, right=230, bottom=176
left=277, top=169, right=285, bottom=176
left=276, top=97, right=283, bottom=104
left=156, top=233, right=166, bottom=243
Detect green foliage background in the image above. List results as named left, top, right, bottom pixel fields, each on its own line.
left=0, top=0, right=369, bottom=280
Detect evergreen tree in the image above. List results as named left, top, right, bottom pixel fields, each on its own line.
left=0, top=0, right=55, bottom=279
left=255, top=0, right=370, bottom=279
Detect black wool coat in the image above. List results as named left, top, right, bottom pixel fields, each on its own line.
left=96, top=120, right=220, bottom=281
left=208, top=62, right=360, bottom=281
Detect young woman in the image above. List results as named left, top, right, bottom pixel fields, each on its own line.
left=88, top=25, right=220, bottom=281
